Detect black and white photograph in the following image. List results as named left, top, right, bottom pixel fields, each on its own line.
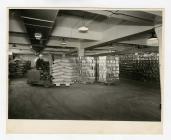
left=8, top=9, right=162, bottom=122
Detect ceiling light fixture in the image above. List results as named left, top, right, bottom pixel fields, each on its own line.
left=147, top=30, right=159, bottom=46
left=34, top=32, right=42, bottom=40
left=78, top=16, right=88, bottom=33
left=78, top=26, right=88, bottom=33
left=61, top=38, right=67, bottom=45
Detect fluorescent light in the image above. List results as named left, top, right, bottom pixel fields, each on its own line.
left=148, top=37, right=158, bottom=41
left=61, top=38, right=67, bottom=45
left=78, top=26, right=88, bottom=33
left=146, top=31, right=159, bottom=46
left=61, top=42, right=67, bottom=45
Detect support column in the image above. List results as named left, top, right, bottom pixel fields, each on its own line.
left=155, top=25, right=163, bottom=89
left=155, top=25, right=162, bottom=49
left=155, top=25, right=162, bottom=64
left=78, top=47, right=85, bottom=57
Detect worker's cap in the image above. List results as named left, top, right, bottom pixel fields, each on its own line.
left=39, top=54, right=43, bottom=58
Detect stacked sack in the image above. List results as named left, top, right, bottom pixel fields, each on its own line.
left=51, top=58, right=79, bottom=86
left=9, top=60, right=31, bottom=78
left=98, top=56, right=119, bottom=83
left=15, top=60, right=26, bottom=77
left=9, top=61, right=17, bottom=78
left=80, top=57, right=96, bottom=83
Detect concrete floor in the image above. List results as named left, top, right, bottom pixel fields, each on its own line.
left=8, top=78, right=161, bottom=121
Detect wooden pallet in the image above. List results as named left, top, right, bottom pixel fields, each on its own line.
left=104, top=80, right=120, bottom=85
left=54, top=83, right=71, bottom=87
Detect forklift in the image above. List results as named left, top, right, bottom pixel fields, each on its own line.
left=27, top=54, right=52, bottom=87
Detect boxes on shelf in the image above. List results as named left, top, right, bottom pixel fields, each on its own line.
left=119, top=53, right=160, bottom=82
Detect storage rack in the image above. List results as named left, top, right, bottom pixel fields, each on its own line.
left=119, top=53, right=160, bottom=82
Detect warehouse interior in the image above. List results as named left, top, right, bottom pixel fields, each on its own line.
left=8, top=9, right=162, bottom=121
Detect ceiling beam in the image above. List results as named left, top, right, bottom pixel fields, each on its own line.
left=51, top=26, right=102, bottom=41
left=86, top=10, right=154, bottom=25
left=82, top=25, right=154, bottom=50
left=9, top=42, right=77, bottom=50
left=46, top=37, right=81, bottom=48
left=20, top=16, right=54, bottom=23
left=144, top=11, right=162, bottom=17
left=65, top=49, right=78, bottom=55
left=119, top=38, right=157, bottom=46
left=44, top=48, right=74, bottom=52
left=9, top=46, right=72, bottom=55
left=47, top=45, right=76, bottom=49
left=9, top=31, right=28, bottom=35
left=9, top=44, right=75, bottom=52
left=9, top=42, right=31, bottom=46
left=24, top=23, right=52, bottom=29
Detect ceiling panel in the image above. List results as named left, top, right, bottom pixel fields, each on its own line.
left=22, top=18, right=53, bottom=27
left=20, top=9, right=58, bottom=21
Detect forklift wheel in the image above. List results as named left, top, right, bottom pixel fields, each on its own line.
left=44, top=83, right=50, bottom=88
left=44, top=84, right=50, bottom=88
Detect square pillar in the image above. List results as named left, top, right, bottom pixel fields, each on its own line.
left=78, top=47, right=84, bottom=57
left=155, top=25, right=163, bottom=89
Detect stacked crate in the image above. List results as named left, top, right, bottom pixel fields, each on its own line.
left=51, top=58, right=79, bottom=86
left=98, top=56, right=119, bottom=83
left=80, top=57, right=96, bottom=83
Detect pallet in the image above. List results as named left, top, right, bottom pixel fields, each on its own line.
left=104, top=80, right=120, bottom=85
left=54, top=83, right=71, bottom=87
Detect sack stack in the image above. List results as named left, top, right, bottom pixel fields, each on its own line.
left=98, top=56, right=119, bottom=83
left=80, top=57, right=96, bottom=83
left=9, top=61, right=17, bottom=78
left=15, top=60, right=26, bottom=77
left=9, top=60, right=31, bottom=78
left=51, top=58, right=79, bottom=86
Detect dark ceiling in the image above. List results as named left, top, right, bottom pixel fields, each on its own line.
left=19, top=9, right=58, bottom=52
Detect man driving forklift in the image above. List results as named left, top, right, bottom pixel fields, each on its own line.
left=34, top=54, right=44, bottom=70
left=27, top=54, right=51, bottom=87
